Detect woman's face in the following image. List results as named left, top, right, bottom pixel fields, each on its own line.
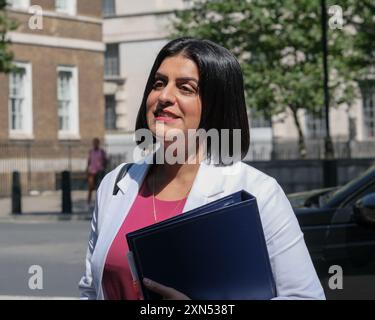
left=146, top=54, right=202, bottom=144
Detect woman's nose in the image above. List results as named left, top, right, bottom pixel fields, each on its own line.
left=158, top=84, right=176, bottom=106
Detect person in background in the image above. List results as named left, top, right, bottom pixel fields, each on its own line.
left=86, top=138, right=107, bottom=207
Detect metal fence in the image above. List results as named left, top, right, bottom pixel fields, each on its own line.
left=270, top=138, right=375, bottom=160
left=249, top=158, right=375, bottom=194
left=0, top=140, right=91, bottom=196
left=1, top=138, right=375, bottom=197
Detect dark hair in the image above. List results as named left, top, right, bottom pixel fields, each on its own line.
left=135, top=37, right=250, bottom=165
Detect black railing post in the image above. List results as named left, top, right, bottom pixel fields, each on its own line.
left=12, top=171, right=22, bottom=215
left=61, top=170, right=72, bottom=214
left=322, top=159, right=338, bottom=188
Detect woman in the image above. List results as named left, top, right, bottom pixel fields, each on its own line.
left=79, top=38, right=325, bottom=300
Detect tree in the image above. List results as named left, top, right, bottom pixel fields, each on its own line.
left=0, top=0, right=18, bottom=73
left=172, top=0, right=362, bottom=158
left=344, top=0, right=375, bottom=75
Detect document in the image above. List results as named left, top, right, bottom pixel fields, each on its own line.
left=126, top=190, right=276, bottom=300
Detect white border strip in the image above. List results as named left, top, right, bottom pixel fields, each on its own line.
left=7, top=32, right=105, bottom=52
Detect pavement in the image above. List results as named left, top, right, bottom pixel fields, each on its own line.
left=0, top=190, right=94, bottom=300
left=0, top=220, right=90, bottom=299
left=0, top=190, right=94, bottom=223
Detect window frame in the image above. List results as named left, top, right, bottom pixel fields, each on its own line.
left=8, top=61, right=34, bottom=139
left=105, top=95, right=117, bottom=130
left=248, top=109, right=271, bottom=129
left=361, top=81, right=375, bottom=140
left=105, top=43, right=120, bottom=77
left=305, top=110, right=327, bottom=140
left=7, top=0, right=30, bottom=10
left=102, top=0, right=116, bottom=17
left=55, top=0, right=77, bottom=16
left=57, top=65, right=80, bottom=140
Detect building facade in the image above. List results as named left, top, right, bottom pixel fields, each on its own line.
left=102, top=1, right=375, bottom=161
left=102, top=0, right=186, bottom=149
left=102, top=0, right=273, bottom=161
left=272, top=78, right=375, bottom=158
left=0, top=0, right=104, bottom=195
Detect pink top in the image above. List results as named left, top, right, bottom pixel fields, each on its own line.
left=88, top=148, right=106, bottom=174
left=102, top=180, right=187, bottom=300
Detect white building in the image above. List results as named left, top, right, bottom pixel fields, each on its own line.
left=102, top=0, right=184, bottom=161
left=100, top=1, right=375, bottom=161
left=102, top=0, right=274, bottom=162
left=271, top=76, right=375, bottom=159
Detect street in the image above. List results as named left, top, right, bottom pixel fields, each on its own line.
left=1, top=215, right=374, bottom=300
left=0, top=219, right=90, bottom=299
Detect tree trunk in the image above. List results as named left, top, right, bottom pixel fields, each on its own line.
left=290, top=107, right=307, bottom=159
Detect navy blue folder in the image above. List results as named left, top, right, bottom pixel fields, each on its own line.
left=126, top=190, right=277, bottom=300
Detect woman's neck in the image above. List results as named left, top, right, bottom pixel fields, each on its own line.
left=148, top=144, right=204, bottom=198
left=154, top=162, right=200, bottom=184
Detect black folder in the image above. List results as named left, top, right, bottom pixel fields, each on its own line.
left=126, top=190, right=277, bottom=300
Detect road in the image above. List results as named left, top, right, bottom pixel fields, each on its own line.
left=0, top=219, right=90, bottom=299
left=0, top=216, right=373, bottom=300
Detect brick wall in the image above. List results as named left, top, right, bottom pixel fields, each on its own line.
left=8, top=11, right=102, bottom=42
left=0, top=44, right=104, bottom=142
left=30, top=0, right=102, bottom=18
left=1, top=0, right=104, bottom=142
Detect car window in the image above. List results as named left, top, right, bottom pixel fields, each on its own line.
left=325, top=166, right=375, bottom=206
left=343, top=182, right=375, bottom=207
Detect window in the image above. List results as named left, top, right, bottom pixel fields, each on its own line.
left=249, top=109, right=271, bottom=128
left=102, top=0, right=116, bottom=17
left=9, top=62, right=33, bottom=138
left=57, top=66, right=79, bottom=138
left=362, top=82, right=375, bottom=139
left=105, top=95, right=117, bottom=130
left=182, top=0, right=194, bottom=8
left=105, top=44, right=120, bottom=77
left=305, top=111, right=326, bottom=139
left=55, top=0, right=76, bottom=15
left=7, top=0, right=30, bottom=9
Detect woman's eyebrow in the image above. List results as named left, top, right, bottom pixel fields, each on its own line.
left=155, top=72, right=198, bottom=84
left=155, top=72, right=168, bottom=80
left=176, top=77, right=199, bottom=85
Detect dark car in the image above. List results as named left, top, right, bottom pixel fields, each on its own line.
left=288, top=166, right=375, bottom=299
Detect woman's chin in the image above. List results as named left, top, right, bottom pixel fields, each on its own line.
left=153, top=127, right=186, bottom=141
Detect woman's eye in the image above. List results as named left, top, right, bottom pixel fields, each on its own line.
left=153, top=81, right=164, bottom=89
left=180, top=85, right=195, bottom=93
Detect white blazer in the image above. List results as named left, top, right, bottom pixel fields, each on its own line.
left=78, top=154, right=326, bottom=300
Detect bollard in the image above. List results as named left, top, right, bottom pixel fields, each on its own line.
left=322, top=159, right=338, bottom=188
left=61, top=170, right=72, bottom=214
left=12, top=171, right=22, bottom=215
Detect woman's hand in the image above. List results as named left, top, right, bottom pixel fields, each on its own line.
left=143, top=278, right=191, bottom=300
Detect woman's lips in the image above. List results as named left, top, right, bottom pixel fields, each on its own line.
left=154, top=110, right=180, bottom=122
left=154, top=115, right=180, bottom=122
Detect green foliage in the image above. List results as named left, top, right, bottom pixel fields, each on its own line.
left=0, top=0, right=18, bottom=73
left=172, top=0, right=373, bottom=155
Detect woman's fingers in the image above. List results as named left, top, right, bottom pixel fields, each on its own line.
left=143, top=278, right=190, bottom=300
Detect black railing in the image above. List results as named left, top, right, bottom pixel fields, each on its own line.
left=1, top=139, right=375, bottom=197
